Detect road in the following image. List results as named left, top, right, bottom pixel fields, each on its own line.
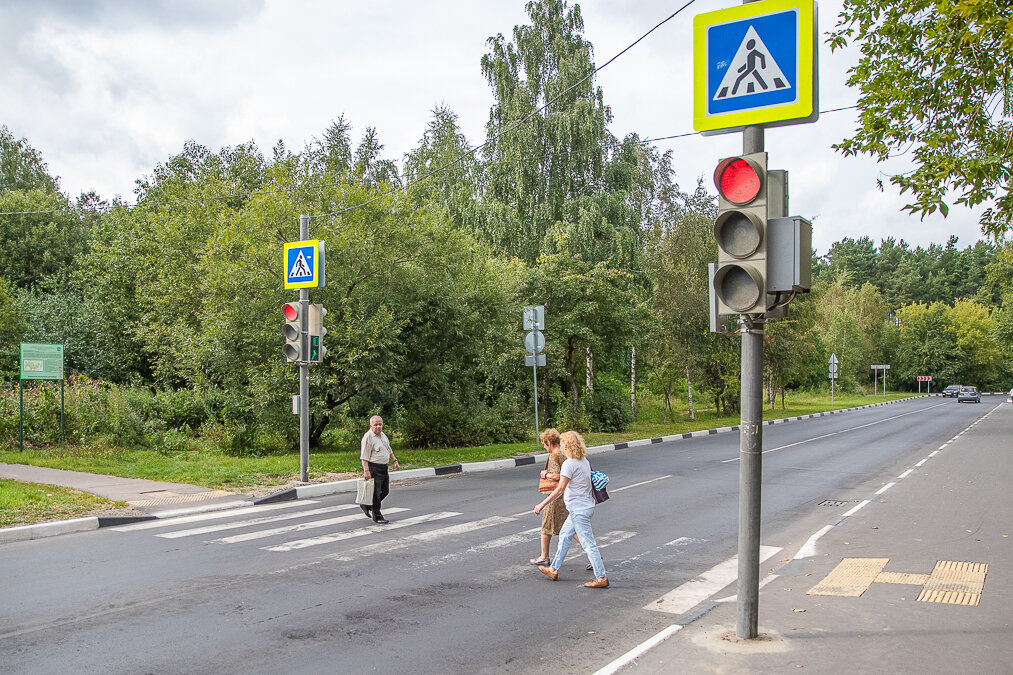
left=0, top=397, right=1003, bottom=674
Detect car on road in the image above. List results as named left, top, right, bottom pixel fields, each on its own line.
left=1007, top=388, right=1012, bottom=404
left=942, top=384, right=961, bottom=397
left=957, top=386, right=981, bottom=403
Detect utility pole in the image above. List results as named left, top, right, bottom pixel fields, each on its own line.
left=299, top=214, right=310, bottom=482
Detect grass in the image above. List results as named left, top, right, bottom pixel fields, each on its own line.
left=0, top=479, right=127, bottom=529
left=0, top=390, right=921, bottom=494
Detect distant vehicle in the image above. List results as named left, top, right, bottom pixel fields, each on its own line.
left=942, top=385, right=961, bottom=398
left=957, top=386, right=981, bottom=403
left=1008, top=388, right=1012, bottom=404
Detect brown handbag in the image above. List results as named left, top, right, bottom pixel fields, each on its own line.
left=538, top=451, right=560, bottom=493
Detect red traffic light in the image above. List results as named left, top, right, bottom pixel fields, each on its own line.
left=714, top=157, right=762, bottom=205
left=284, top=302, right=299, bottom=321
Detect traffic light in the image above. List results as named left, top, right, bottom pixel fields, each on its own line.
left=283, top=301, right=304, bottom=362
left=307, top=304, right=327, bottom=363
left=712, top=152, right=768, bottom=316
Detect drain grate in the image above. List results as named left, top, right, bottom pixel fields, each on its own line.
left=818, top=499, right=849, bottom=507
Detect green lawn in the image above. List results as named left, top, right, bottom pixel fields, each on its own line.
left=0, top=479, right=127, bottom=528
left=0, top=391, right=920, bottom=493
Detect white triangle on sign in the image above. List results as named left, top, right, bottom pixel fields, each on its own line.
left=289, top=251, right=312, bottom=278
left=713, top=26, right=791, bottom=101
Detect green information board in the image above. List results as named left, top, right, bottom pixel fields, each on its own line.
left=20, top=343, right=64, bottom=380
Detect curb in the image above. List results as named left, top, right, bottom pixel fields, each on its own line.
left=6, top=394, right=997, bottom=542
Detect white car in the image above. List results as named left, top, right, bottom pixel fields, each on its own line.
left=1008, top=388, right=1012, bottom=404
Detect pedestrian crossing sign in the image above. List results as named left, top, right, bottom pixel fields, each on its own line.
left=284, top=239, right=326, bottom=289
left=693, top=0, right=818, bottom=134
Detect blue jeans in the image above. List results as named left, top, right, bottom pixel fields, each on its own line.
left=551, top=507, right=606, bottom=578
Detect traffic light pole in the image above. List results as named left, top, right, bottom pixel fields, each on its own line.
left=737, top=124, right=764, bottom=640
left=299, top=214, right=310, bottom=483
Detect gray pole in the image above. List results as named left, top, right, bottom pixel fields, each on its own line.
left=533, top=363, right=540, bottom=447
left=736, top=122, right=764, bottom=640
left=299, top=214, right=310, bottom=483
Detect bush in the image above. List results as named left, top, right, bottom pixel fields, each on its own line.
left=585, top=382, right=633, bottom=433
left=401, top=393, right=529, bottom=449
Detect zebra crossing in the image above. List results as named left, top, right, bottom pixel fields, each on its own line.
left=108, top=498, right=641, bottom=567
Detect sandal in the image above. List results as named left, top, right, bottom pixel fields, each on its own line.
left=530, top=557, right=550, bottom=566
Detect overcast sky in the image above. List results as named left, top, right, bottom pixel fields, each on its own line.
left=1, top=0, right=988, bottom=255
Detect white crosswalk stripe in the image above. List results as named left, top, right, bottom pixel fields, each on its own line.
left=325, top=516, right=516, bottom=562
left=212, top=508, right=409, bottom=544
left=263, top=511, right=462, bottom=552
left=155, top=504, right=363, bottom=539
left=111, top=500, right=318, bottom=531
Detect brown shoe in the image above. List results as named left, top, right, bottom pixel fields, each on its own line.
left=584, top=577, right=609, bottom=588
left=538, top=566, right=558, bottom=581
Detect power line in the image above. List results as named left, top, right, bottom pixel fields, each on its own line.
left=639, top=105, right=859, bottom=144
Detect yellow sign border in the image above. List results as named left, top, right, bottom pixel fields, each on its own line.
left=283, top=239, right=320, bottom=289
left=693, top=0, right=816, bottom=133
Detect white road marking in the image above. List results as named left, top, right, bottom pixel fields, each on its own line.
left=209, top=508, right=409, bottom=543
left=794, top=525, right=833, bottom=559
left=111, top=500, right=316, bottom=530
left=716, top=573, right=780, bottom=602
left=897, top=469, right=913, bottom=479
left=876, top=482, right=896, bottom=495
left=722, top=403, right=947, bottom=462
left=329, top=516, right=517, bottom=562
left=154, top=504, right=362, bottom=539
left=263, top=511, right=460, bottom=552
left=592, top=624, right=683, bottom=675
left=612, top=475, right=671, bottom=491
left=645, top=545, right=781, bottom=615
left=915, top=459, right=927, bottom=467
left=842, top=500, right=870, bottom=518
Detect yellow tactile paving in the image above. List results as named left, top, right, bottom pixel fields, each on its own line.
left=807, top=558, right=889, bottom=597
left=917, top=561, right=988, bottom=606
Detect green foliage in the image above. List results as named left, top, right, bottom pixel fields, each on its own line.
left=0, top=190, right=89, bottom=289
left=829, top=1, right=1013, bottom=238
left=0, top=125, right=59, bottom=193
left=585, top=379, right=632, bottom=432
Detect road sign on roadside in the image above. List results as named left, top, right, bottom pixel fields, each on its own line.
left=693, top=0, right=818, bottom=134
left=284, top=240, right=326, bottom=289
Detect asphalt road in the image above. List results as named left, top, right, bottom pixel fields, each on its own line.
left=0, top=396, right=1000, bottom=674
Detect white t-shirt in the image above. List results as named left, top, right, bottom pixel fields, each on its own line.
left=560, top=457, right=595, bottom=512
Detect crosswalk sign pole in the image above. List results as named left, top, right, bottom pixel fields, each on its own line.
left=299, top=215, right=310, bottom=483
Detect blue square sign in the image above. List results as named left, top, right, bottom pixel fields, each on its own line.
left=694, top=0, right=817, bottom=133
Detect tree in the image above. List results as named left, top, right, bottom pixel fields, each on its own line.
left=0, top=125, right=59, bottom=193
left=0, top=190, right=88, bottom=288
left=830, top=1, right=1013, bottom=238
left=480, top=0, right=619, bottom=263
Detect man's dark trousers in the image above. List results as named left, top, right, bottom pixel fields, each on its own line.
left=368, top=461, right=389, bottom=516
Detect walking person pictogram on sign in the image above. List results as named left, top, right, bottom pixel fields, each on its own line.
left=288, top=250, right=312, bottom=279
left=714, top=26, right=789, bottom=100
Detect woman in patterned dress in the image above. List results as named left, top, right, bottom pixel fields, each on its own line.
left=530, top=428, right=569, bottom=566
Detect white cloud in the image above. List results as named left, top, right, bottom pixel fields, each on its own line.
left=0, top=0, right=990, bottom=251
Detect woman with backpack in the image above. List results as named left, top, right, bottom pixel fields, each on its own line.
left=533, top=430, right=609, bottom=588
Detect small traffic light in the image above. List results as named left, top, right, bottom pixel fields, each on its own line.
left=712, top=152, right=768, bottom=316
left=283, top=301, right=304, bottom=362
left=307, top=304, right=327, bottom=363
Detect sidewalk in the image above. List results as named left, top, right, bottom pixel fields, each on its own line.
left=0, top=463, right=245, bottom=512
left=611, top=402, right=1013, bottom=674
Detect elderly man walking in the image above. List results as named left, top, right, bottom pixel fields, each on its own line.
left=360, top=415, right=400, bottom=524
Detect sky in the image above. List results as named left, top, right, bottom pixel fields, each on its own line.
left=0, top=0, right=989, bottom=256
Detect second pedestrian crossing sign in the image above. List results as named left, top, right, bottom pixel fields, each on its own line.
left=284, top=239, right=326, bottom=289
left=694, top=0, right=818, bottom=134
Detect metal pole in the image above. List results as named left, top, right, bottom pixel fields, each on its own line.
left=19, top=379, right=23, bottom=453
left=874, top=369, right=877, bottom=396
left=736, top=123, right=764, bottom=640
left=299, top=214, right=310, bottom=483
left=533, top=363, right=540, bottom=448
left=883, top=368, right=887, bottom=398
left=61, top=378, right=65, bottom=447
